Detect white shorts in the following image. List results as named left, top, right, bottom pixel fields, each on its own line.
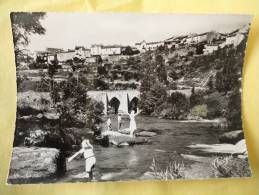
left=85, top=156, right=96, bottom=172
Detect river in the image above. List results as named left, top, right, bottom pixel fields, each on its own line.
left=60, top=116, right=224, bottom=182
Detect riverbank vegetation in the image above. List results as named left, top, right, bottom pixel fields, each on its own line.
left=212, top=156, right=251, bottom=178
left=138, top=36, right=248, bottom=131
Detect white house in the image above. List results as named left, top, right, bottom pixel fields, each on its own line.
left=185, top=33, right=208, bottom=44
left=135, top=40, right=164, bottom=52
left=74, top=46, right=91, bottom=59
left=203, top=44, right=219, bottom=54
left=57, top=51, right=75, bottom=62
left=90, top=44, right=122, bottom=56
left=220, top=33, right=245, bottom=48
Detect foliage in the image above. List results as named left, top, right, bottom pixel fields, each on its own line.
left=122, top=46, right=140, bottom=55
left=207, top=77, right=214, bottom=91
left=10, top=12, right=46, bottom=65
left=58, top=74, right=103, bottom=129
left=139, top=80, right=167, bottom=115
left=226, top=89, right=242, bottom=129
left=164, top=92, right=189, bottom=119
left=215, top=61, right=240, bottom=93
left=212, top=156, right=251, bottom=178
left=156, top=64, right=167, bottom=84
left=190, top=87, right=204, bottom=108
left=93, top=77, right=109, bottom=90
left=97, top=66, right=108, bottom=75
left=150, top=158, right=185, bottom=180
left=196, top=44, right=205, bottom=55
left=205, top=92, right=228, bottom=119
left=190, top=104, right=208, bottom=118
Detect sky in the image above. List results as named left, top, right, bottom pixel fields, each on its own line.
left=25, top=13, right=252, bottom=51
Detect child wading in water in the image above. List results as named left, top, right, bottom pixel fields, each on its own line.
left=68, top=138, right=96, bottom=179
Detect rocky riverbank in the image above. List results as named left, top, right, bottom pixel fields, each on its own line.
left=8, top=147, right=66, bottom=184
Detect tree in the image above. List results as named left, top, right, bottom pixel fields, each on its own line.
left=155, top=54, right=164, bottom=65
left=167, top=92, right=189, bottom=119
left=215, top=58, right=239, bottom=93
left=207, top=77, right=214, bottom=91
left=59, top=74, right=103, bottom=129
left=196, top=44, right=205, bottom=55
left=190, top=87, right=204, bottom=108
left=122, top=46, right=140, bottom=55
left=226, top=89, right=242, bottom=129
left=10, top=12, right=46, bottom=65
left=139, top=80, right=167, bottom=115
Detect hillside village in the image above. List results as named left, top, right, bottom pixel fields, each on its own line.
left=17, top=24, right=248, bottom=93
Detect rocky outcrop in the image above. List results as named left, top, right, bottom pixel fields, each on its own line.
left=8, top=147, right=66, bottom=184
left=219, top=130, right=244, bottom=144
left=136, top=131, right=157, bottom=137
left=188, top=139, right=248, bottom=154
left=102, top=131, right=148, bottom=146
left=24, top=129, right=75, bottom=150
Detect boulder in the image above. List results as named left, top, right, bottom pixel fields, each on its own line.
left=188, top=139, right=248, bottom=154
left=219, top=130, right=244, bottom=144
left=43, top=112, right=60, bottom=120
left=24, top=129, right=74, bottom=150
left=102, top=131, right=148, bottom=146
left=24, top=130, right=46, bottom=146
left=136, top=131, right=157, bottom=137
left=8, top=147, right=66, bottom=184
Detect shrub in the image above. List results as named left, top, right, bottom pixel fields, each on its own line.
left=212, top=156, right=251, bottom=178
left=205, top=92, right=228, bottom=119
left=190, top=104, right=208, bottom=118
left=190, top=87, right=205, bottom=108
left=150, top=158, right=185, bottom=180
left=139, top=81, right=167, bottom=115
left=226, top=89, right=242, bottom=129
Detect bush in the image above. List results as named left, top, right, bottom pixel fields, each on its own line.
left=205, top=92, right=228, bottom=119
left=212, top=156, right=251, bottom=178
left=149, top=158, right=185, bottom=180
left=190, top=104, right=208, bottom=118
left=93, top=78, right=109, bottom=90
left=190, top=87, right=205, bottom=108
left=139, top=81, right=167, bottom=115
left=226, top=89, right=242, bottom=129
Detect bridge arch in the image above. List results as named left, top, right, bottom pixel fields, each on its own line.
left=87, top=90, right=140, bottom=115
left=128, top=96, right=139, bottom=113
left=108, top=97, right=120, bottom=114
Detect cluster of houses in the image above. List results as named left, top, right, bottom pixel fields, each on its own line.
left=27, top=25, right=248, bottom=65
left=34, top=44, right=139, bottom=64
left=136, top=24, right=248, bottom=54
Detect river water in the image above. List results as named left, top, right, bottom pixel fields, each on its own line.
left=60, top=116, right=224, bottom=183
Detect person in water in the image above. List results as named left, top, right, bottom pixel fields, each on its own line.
left=68, top=138, right=96, bottom=179
left=107, top=118, right=112, bottom=131
left=124, top=109, right=141, bottom=137
left=117, top=114, right=122, bottom=131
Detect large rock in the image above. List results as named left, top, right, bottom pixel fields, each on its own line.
left=188, top=139, right=248, bottom=154
left=219, top=130, right=244, bottom=144
left=8, top=147, right=66, bottom=184
left=24, top=129, right=75, bottom=150
left=102, top=131, right=148, bottom=146
left=136, top=131, right=157, bottom=137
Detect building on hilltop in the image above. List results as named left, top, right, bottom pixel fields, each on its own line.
left=219, top=30, right=245, bottom=48
left=203, top=44, right=219, bottom=55
left=56, top=50, right=75, bottom=62
left=163, top=35, right=187, bottom=49
left=46, top=47, right=64, bottom=54
left=90, top=44, right=122, bottom=56
left=74, top=46, right=91, bottom=59
left=135, top=40, right=164, bottom=52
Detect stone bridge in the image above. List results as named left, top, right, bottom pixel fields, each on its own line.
left=87, top=90, right=140, bottom=114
